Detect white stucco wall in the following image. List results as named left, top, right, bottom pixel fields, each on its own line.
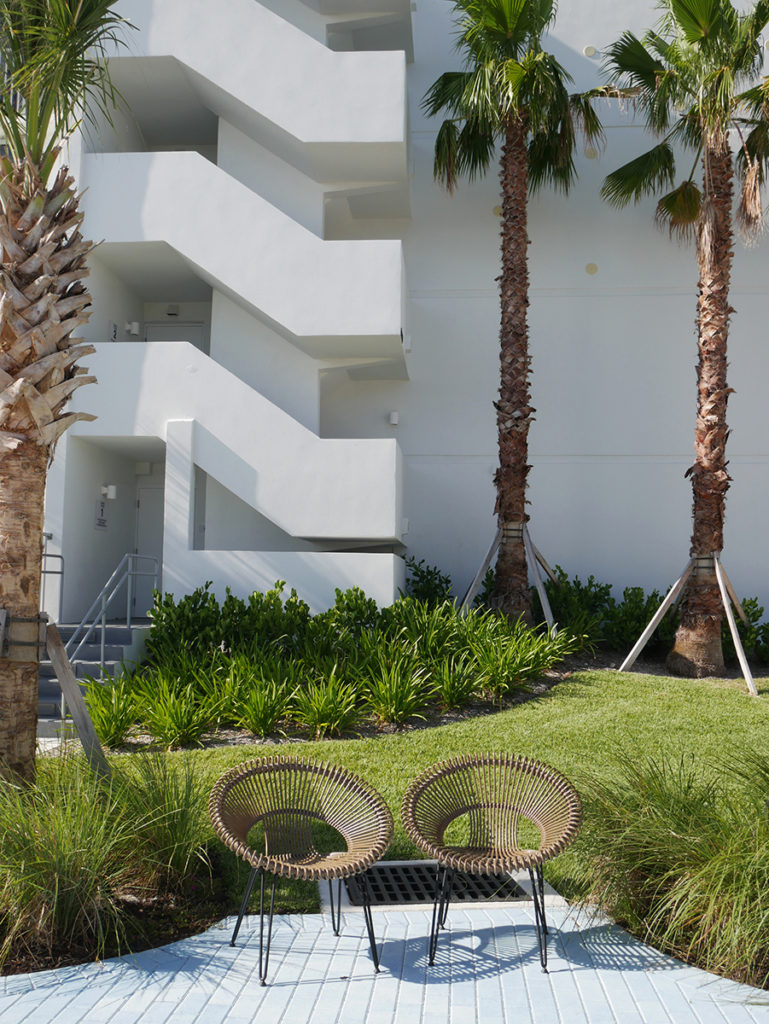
left=46, top=0, right=769, bottom=618
left=315, top=0, right=769, bottom=608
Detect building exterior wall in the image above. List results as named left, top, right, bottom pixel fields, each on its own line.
left=43, top=0, right=769, bottom=620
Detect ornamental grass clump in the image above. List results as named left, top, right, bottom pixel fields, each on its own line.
left=138, top=671, right=219, bottom=749
left=234, top=677, right=295, bottom=738
left=0, top=757, right=131, bottom=965
left=365, top=647, right=432, bottom=728
left=112, top=752, right=211, bottom=891
left=577, top=752, right=769, bottom=988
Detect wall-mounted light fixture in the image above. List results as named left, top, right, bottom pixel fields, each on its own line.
left=389, top=411, right=399, bottom=426
left=100, top=484, right=118, bottom=500
left=583, top=45, right=598, bottom=58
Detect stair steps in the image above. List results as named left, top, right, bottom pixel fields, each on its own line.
left=37, top=623, right=147, bottom=721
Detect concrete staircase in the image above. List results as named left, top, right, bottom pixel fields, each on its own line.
left=38, top=622, right=149, bottom=721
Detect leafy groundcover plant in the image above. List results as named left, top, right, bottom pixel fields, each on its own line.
left=85, top=578, right=581, bottom=750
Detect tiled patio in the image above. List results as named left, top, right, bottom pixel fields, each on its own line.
left=2, top=904, right=768, bottom=1024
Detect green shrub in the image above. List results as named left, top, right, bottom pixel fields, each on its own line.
left=84, top=670, right=137, bottom=747
left=0, top=757, right=132, bottom=964
left=147, top=582, right=222, bottom=661
left=403, top=556, right=453, bottom=604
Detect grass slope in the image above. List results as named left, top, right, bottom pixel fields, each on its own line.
left=168, top=669, right=769, bottom=875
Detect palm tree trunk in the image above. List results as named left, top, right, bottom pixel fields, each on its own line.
left=492, top=117, right=532, bottom=622
left=0, top=160, right=96, bottom=779
left=667, top=135, right=733, bottom=677
left=0, top=441, right=47, bottom=780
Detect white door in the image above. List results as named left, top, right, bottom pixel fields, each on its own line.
left=134, top=487, right=164, bottom=616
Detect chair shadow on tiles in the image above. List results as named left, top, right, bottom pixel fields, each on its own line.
left=385, top=924, right=549, bottom=984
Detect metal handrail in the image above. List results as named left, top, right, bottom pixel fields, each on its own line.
left=41, top=532, right=64, bottom=615
left=65, top=552, right=159, bottom=671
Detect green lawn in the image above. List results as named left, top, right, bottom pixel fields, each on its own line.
left=163, top=668, right=769, bottom=889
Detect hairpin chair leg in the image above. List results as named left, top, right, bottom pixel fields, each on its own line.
left=428, top=864, right=454, bottom=966
left=259, top=871, right=277, bottom=986
left=328, top=878, right=343, bottom=936
left=528, top=864, right=548, bottom=972
left=359, top=871, right=382, bottom=972
left=231, top=865, right=260, bottom=947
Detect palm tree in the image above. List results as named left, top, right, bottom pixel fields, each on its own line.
left=423, top=0, right=601, bottom=621
left=0, top=0, right=127, bottom=779
left=599, top=0, right=769, bottom=676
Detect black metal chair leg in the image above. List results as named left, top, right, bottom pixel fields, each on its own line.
left=329, top=878, right=342, bottom=936
left=359, top=871, right=381, bottom=972
left=528, top=865, right=548, bottom=972
left=428, top=864, right=454, bottom=966
left=231, top=865, right=259, bottom=947
left=259, top=872, right=277, bottom=986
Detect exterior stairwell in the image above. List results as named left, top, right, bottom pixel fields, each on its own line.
left=71, top=342, right=403, bottom=542
left=81, top=151, right=406, bottom=373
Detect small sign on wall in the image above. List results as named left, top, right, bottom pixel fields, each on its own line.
left=95, top=499, right=109, bottom=530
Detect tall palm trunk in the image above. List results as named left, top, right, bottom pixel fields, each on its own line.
left=493, top=117, right=533, bottom=621
left=667, top=134, right=733, bottom=677
left=0, top=158, right=95, bottom=779
left=0, top=441, right=47, bottom=779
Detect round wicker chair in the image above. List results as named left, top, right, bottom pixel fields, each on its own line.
left=401, top=753, right=582, bottom=969
left=210, top=756, right=393, bottom=983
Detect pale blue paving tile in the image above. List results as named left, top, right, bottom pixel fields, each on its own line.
left=187, top=1005, right=230, bottom=1024
left=0, top=999, right=40, bottom=1024
left=557, top=941, right=621, bottom=1024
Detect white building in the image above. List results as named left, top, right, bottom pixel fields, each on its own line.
left=43, top=0, right=769, bottom=622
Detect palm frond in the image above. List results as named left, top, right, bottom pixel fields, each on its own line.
left=736, top=156, right=763, bottom=240
left=654, top=179, right=702, bottom=240
left=600, top=142, right=677, bottom=207
left=668, top=0, right=726, bottom=44
left=528, top=126, right=575, bottom=194
left=0, top=0, right=131, bottom=176
left=432, top=116, right=496, bottom=192
left=602, top=31, right=665, bottom=93
left=422, top=71, right=474, bottom=119
left=570, top=93, right=606, bottom=148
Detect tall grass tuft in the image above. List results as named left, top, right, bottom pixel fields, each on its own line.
left=0, top=757, right=131, bottom=964
left=113, top=752, right=211, bottom=891
left=577, top=752, right=769, bottom=987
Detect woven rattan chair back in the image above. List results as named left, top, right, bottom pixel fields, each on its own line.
left=209, top=756, right=393, bottom=983
left=402, top=753, right=581, bottom=873
left=401, top=753, right=582, bottom=969
left=210, top=755, right=392, bottom=878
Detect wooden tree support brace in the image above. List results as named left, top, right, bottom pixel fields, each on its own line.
left=523, top=525, right=555, bottom=632
left=619, top=560, right=694, bottom=673
left=46, top=623, right=111, bottom=780
left=460, top=524, right=557, bottom=631
left=714, top=553, right=757, bottom=696
left=619, top=555, right=757, bottom=697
